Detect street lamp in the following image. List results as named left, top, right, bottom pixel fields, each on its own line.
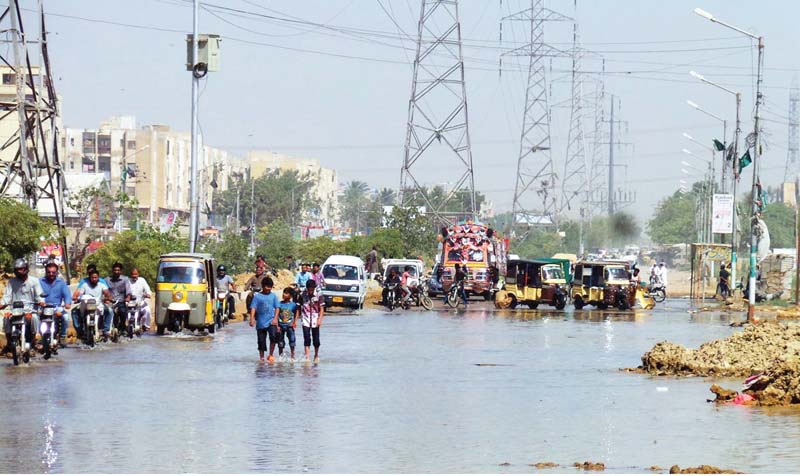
left=694, top=6, right=764, bottom=322
left=682, top=149, right=714, bottom=243
left=686, top=100, right=727, bottom=189
left=689, top=70, right=742, bottom=294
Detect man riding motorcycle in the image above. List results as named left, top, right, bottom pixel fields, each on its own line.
left=128, top=267, right=153, bottom=331
left=72, top=269, right=113, bottom=340
left=215, top=265, right=237, bottom=321
left=106, top=263, right=132, bottom=337
left=1, top=258, right=45, bottom=353
left=39, top=261, right=72, bottom=346
left=382, top=269, right=401, bottom=306
left=245, top=264, right=268, bottom=313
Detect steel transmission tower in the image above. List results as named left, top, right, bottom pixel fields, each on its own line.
left=0, top=1, right=68, bottom=272
left=399, top=0, right=476, bottom=222
left=560, top=22, right=588, bottom=216
left=785, top=78, right=799, bottom=183
left=503, top=0, right=570, bottom=229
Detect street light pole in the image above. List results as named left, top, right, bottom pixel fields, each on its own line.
left=188, top=0, right=200, bottom=253
left=694, top=7, right=764, bottom=322
left=686, top=100, right=727, bottom=191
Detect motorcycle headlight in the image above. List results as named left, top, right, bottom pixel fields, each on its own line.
left=349, top=285, right=358, bottom=292
left=173, top=291, right=184, bottom=302
left=40, top=322, right=49, bottom=334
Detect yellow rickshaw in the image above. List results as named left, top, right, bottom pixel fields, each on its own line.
left=155, top=253, right=216, bottom=335
left=571, top=260, right=637, bottom=311
left=501, top=259, right=569, bottom=310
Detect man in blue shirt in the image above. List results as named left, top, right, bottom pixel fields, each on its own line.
left=39, top=261, right=72, bottom=345
left=248, top=276, right=280, bottom=363
left=295, top=263, right=312, bottom=291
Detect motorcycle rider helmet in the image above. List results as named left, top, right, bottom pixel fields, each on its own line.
left=13, top=257, right=29, bottom=279
left=217, top=265, right=226, bottom=275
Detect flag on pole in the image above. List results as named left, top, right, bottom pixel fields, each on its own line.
left=738, top=150, right=752, bottom=173
left=713, top=139, right=725, bottom=151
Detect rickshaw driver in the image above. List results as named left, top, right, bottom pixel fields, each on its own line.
left=215, top=265, right=237, bottom=320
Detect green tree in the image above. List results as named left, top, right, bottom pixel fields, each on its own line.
left=512, top=229, right=564, bottom=259
left=339, top=180, right=370, bottom=235
left=761, top=202, right=796, bottom=249
left=256, top=220, right=296, bottom=270
left=296, top=236, right=344, bottom=265
left=0, top=198, right=55, bottom=271
left=647, top=189, right=699, bottom=245
left=87, top=225, right=185, bottom=285
left=213, top=170, right=314, bottom=233
left=384, top=205, right=437, bottom=260
left=201, top=233, right=250, bottom=275
left=377, top=187, right=396, bottom=206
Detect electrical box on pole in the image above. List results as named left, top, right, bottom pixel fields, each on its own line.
left=186, top=34, right=221, bottom=73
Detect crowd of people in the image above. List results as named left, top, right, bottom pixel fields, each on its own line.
left=1, top=258, right=152, bottom=353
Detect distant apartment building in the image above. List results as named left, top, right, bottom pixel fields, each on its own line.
left=247, top=151, right=339, bottom=228
left=65, top=117, right=246, bottom=229
left=0, top=64, right=62, bottom=183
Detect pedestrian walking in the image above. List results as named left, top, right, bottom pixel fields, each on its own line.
left=299, top=279, right=325, bottom=363
left=277, top=287, right=299, bottom=360
left=248, top=276, right=280, bottom=363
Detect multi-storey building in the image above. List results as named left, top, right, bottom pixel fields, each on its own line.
left=65, top=117, right=246, bottom=230
left=247, top=151, right=339, bottom=228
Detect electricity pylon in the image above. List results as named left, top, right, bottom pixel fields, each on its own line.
left=399, top=0, right=476, bottom=223
left=785, top=78, right=799, bottom=183
left=503, top=0, right=570, bottom=230
left=0, top=0, right=69, bottom=274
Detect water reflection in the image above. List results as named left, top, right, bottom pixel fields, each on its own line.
left=2, top=303, right=800, bottom=473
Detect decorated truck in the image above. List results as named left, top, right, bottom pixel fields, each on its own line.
left=437, top=220, right=508, bottom=300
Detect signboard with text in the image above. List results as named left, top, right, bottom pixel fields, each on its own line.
left=712, top=194, right=734, bottom=234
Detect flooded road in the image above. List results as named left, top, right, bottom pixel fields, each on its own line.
left=2, top=300, right=800, bottom=473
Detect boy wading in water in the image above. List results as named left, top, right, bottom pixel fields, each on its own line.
left=299, top=279, right=324, bottom=363
left=249, top=276, right=280, bottom=363
left=277, top=287, right=299, bottom=360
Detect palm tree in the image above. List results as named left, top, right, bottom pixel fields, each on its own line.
left=340, top=180, right=370, bottom=234
left=377, top=187, right=396, bottom=206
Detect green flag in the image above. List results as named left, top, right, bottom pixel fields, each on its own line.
left=713, top=139, right=725, bottom=151
left=738, top=150, right=752, bottom=173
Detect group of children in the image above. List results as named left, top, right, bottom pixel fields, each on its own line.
left=248, top=276, right=325, bottom=364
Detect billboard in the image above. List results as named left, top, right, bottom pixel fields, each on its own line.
left=712, top=194, right=734, bottom=234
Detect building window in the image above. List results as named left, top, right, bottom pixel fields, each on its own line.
left=127, top=140, right=136, bottom=150
left=82, top=162, right=95, bottom=173
left=97, top=135, right=111, bottom=155
left=166, top=140, right=171, bottom=155
left=70, top=137, right=75, bottom=146
left=98, top=156, right=111, bottom=172
left=2, top=73, right=14, bottom=85
left=82, top=132, right=96, bottom=153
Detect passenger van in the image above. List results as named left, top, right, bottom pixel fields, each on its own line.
left=382, top=259, right=425, bottom=286
left=320, top=255, right=366, bottom=310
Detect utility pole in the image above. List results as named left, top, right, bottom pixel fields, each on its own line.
left=504, top=0, right=570, bottom=232
left=785, top=79, right=799, bottom=184
left=249, top=177, right=255, bottom=256
left=399, top=0, right=476, bottom=223
left=747, top=36, right=764, bottom=323
left=188, top=0, right=200, bottom=252
left=608, top=95, right=615, bottom=215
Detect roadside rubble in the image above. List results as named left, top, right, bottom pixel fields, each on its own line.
left=668, top=464, right=740, bottom=474
left=630, top=323, right=800, bottom=406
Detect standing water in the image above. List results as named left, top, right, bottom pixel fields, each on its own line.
left=2, top=301, right=799, bottom=473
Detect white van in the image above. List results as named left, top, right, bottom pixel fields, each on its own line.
left=382, top=259, right=425, bottom=286
left=320, top=255, right=366, bottom=310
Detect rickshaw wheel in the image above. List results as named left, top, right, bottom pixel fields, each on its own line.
left=573, top=296, right=584, bottom=310
left=528, top=301, right=539, bottom=310
left=597, top=303, right=608, bottom=310
left=156, top=324, right=165, bottom=336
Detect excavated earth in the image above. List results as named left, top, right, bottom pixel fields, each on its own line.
left=631, top=323, right=800, bottom=406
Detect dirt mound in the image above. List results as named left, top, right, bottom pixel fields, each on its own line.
left=638, top=323, right=800, bottom=377
left=530, top=462, right=558, bottom=469
left=669, top=465, right=740, bottom=474
left=573, top=461, right=605, bottom=471
left=739, top=358, right=800, bottom=405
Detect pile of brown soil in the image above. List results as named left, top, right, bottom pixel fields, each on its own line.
left=573, top=461, right=605, bottom=471
left=638, top=323, right=800, bottom=377
left=738, top=358, right=800, bottom=405
left=668, top=465, right=740, bottom=474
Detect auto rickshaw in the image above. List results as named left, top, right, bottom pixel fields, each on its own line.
left=155, top=253, right=216, bottom=334
left=571, top=260, right=636, bottom=310
left=501, top=259, right=570, bottom=310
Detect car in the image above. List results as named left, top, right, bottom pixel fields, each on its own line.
left=428, top=263, right=443, bottom=297
left=320, top=255, right=367, bottom=310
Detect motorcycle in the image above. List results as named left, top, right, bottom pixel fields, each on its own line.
left=79, top=296, right=103, bottom=348
left=647, top=281, right=666, bottom=303
left=215, top=291, right=229, bottom=330
left=384, top=283, right=401, bottom=311
left=126, top=298, right=144, bottom=338
left=409, top=282, right=434, bottom=310
left=38, top=303, right=59, bottom=360
left=445, top=281, right=466, bottom=308
left=6, top=301, right=33, bottom=365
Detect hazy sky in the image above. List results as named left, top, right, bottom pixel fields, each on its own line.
left=40, top=0, right=800, bottom=224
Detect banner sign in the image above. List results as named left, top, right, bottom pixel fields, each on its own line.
left=712, top=194, right=734, bottom=234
